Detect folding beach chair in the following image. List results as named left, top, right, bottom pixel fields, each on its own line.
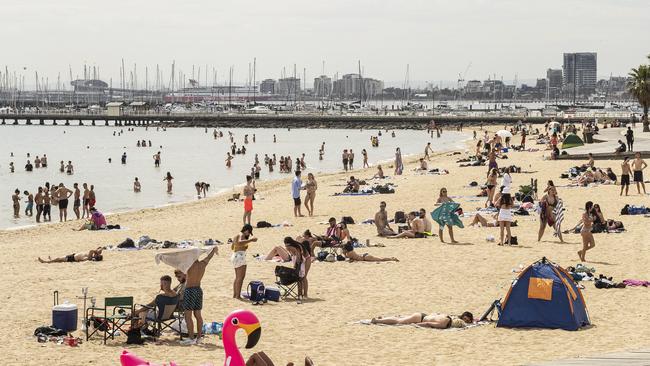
left=274, top=265, right=301, bottom=302
left=86, top=296, right=134, bottom=344
left=138, top=295, right=184, bottom=340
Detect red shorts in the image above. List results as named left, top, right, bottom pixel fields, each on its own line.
left=244, top=197, right=253, bottom=212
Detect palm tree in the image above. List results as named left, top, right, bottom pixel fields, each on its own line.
left=628, top=64, right=650, bottom=132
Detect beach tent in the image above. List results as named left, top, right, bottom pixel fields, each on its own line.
left=497, top=257, right=590, bottom=331
left=561, top=134, right=584, bottom=149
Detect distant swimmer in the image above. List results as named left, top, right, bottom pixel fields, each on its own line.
left=226, top=153, right=233, bottom=168
left=164, top=172, right=173, bottom=194
left=153, top=151, right=161, bottom=167
left=134, top=177, right=141, bottom=193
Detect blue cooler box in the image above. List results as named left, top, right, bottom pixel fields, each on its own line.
left=265, top=288, right=281, bottom=302
left=52, top=302, right=78, bottom=332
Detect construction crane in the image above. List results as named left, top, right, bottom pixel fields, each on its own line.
left=456, top=62, right=472, bottom=99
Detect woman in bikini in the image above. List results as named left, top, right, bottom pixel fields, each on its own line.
left=579, top=201, right=596, bottom=261
left=496, top=187, right=514, bottom=245
left=485, top=168, right=498, bottom=208
left=231, top=224, right=258, bottom=300
left=538, top=180, right=563, bottom=242
left=303, top=173, right=317, bottom=217
left=163, top=172, right=173, bottom=194
left=371, top=311, right=473, bottom=328
left=341, top=242, right=398, bottom=262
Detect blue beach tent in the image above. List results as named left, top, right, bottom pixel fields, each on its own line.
left=497, top=257, right=590, bottom=331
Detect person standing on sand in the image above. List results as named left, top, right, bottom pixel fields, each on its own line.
left=231, top=224, right=257, bottom=300
left=82, top=183, right=90, bottom=219
left=579, top=201, right=595, bottom=262
left=243, top=175, right=255, bottom=225
left=621, top=157, right=631, bottom=196
left=394, top=148, right=403, bottom=175
left=55, top=183, right=73, bottom=222
left=12, top=189, right=20, bottom=218
left=164, top=172, right=173, bottom=194
left=436, top=188, right=458, bottom=243
left=72, top=183, right=81, bottom=220
left=292, top=170, right=304, bottom=217
left=303, top=173, right=317, bottom=217
left=424, top=142, right=433, bottom=161
left=626, top=127, right=634, bottom=152
left=89, top=185, right=96, bottom=208
left=181, top=247, right=217, bottom=345
left=43, top=190, right=51, bottom=222
left=632, top=152, right=647, bottom=195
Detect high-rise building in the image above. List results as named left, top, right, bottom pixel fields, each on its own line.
left=332, top=73, right=384, bottom=99
left=259, top=79, right=276, bottom=94
left=276, top=77, right=301, bottom=97
left=313, top=75, right=332, bottom=97
left=546, top=69, right=563, bottom=88
left=563, top=52, right=597, bottom=89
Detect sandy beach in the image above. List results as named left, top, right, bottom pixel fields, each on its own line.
left=2, top=125, right=650, bottom=366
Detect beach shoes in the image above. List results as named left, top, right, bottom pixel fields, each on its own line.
left=180, top=338, right=196, bottom=346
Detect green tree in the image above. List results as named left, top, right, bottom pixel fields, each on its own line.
left=628, top=64, right=650, bottom=132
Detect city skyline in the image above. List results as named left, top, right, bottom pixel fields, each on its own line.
left=1, top=0, right=647, bottom=89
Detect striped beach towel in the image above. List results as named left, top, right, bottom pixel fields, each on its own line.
left=553, top=199, right=564, bottom=236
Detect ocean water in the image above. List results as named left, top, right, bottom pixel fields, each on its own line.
left=0, top=124, right=469, bottom=229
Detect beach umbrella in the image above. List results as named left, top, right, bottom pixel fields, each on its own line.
left=496, top=130, right=513, bottom=138
left=430, top=202, right=464, bottom=229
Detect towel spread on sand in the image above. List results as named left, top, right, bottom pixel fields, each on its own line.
left=155, top=247, right=213, bottom=273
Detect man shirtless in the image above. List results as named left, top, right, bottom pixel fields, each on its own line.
left=38, top=247, right=103, bottom=263
left=55, top=183, right=74, bottom=222
left=374, top=202, right=396, bottom=237
left=153, top=151, right=161, bottom=167
left=73, top=183, right=81, bottom=219
left=621, top=157, right=631, bottom=196
left=243, top=175, right=255, bottom=225
left=182, top=247, right=217, bottom=345
left=419, top=208, right=432, bottom=233
left=35, top=187, right=44, bottom=223
left=424, top=142, right=433, bottom=160
left=632, top=152, right=647, bottom=195
left=387, top=212, right=425, bottom=239
left=82, top=183, right=90, bottom=218
left=12, top=189, right=20, bottom=218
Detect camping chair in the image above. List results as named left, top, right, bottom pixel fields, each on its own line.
left=138, top=295, right=183, bottom=340
left=86, top=296, right=134, bottom=344
left=274, top=265, right=301, bottom=302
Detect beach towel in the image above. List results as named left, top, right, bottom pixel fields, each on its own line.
left=155, top=247, right=213, bottom=273
left=622, top=279, right=650, bottom=287
left=553, top=199, right=565, bottom=237
left=431, top=202, right=464, bottom=229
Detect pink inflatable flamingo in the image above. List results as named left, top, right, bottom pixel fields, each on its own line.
left=222, top=309, right=262, bottom=366
left=120, top=350, right=178, bottom=366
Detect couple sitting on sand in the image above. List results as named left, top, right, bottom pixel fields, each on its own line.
left=374, top=202, right=431, bottom=239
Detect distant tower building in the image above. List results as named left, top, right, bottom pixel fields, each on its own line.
left=563, top=53, right=597, bottom=89
left=546, top=69, right=563, bottom=88
left=259, top=79, right=276, bottom=94
left=276, top=77, right=301, bottom=97
left=313, top=75, right=332, bottom=97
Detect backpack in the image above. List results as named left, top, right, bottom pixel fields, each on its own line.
left=126, top=327, right=144, bottom=345
left=256, top=221, right=273, bottom=228
left=620, top=204, right=629, bottom=215
left=394, top=211, right=406, bottom=224
left=316, top=251, right=328, bottom=262
left=247, top=281, right=266, bottom=303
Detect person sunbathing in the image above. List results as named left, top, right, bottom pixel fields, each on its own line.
left=387, top=212, right=425, bottom=239
left=341, top=242, right=398, bottom=262
left=371, top=311, right=474, bottom=328
left=372, top=165, right=385, bottom=179
left=469, top=213, right=498, bottom=227
left=246, top=351, right=314, bottom=366
left=38, top=247, right=103, bottom=263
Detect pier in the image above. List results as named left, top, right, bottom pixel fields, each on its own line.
left=0, top=112, right=631, bottom=130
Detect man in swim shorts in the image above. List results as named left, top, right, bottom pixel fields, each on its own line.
left=374, top=202, right=396, bottom=237
left=55, top=183, right=73, bottom=222
left=632, top=152, right=647, bottom=195
left=292, top=170, right=304, bottom=217
left=73, top=183, right=81, bottom=219
left=38, top=247, right=104, bottom=263
left=243, top=175, right=255, bottom=225
left=182, top=247, right=217, bottom=345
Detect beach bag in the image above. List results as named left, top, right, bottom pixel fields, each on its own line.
left=342, top=216, right=355, bottom=225
left=394, top=211, right=406, bottom=224
left=620, top=204, right=629, bottom=215
left=247, top=281, right=266, bottom=303
left=256, top=221, right=273, bottom=228
left=264, top=288, right=281, bottom=302
left=316, top=251, right=328, bottom=262
left=117, top=238, right=135, bottom=248
left=275, top=266, right=300, bottom=285
left=377, top=185, right=394, bottom=194
left=34, top=326, right=66, bottom=337
left=508, top=236, right=518, bottom=245
left=126, top=327, right=144, bottom=345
